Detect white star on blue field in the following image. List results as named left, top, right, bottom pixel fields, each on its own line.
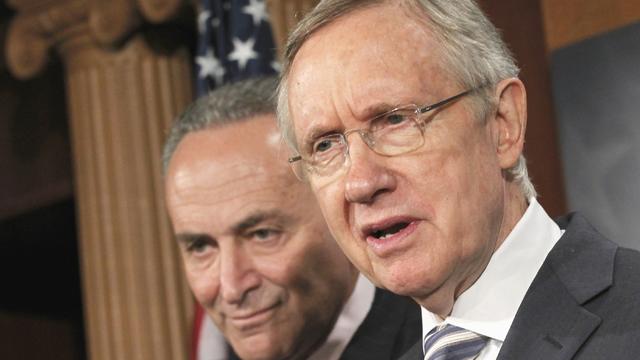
left=195, top=0, right=279, bottom=94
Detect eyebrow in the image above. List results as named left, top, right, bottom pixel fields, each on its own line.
left=358, top=102, right=397, bottom=120
left=231, top=210, right=292, bottom=235
left=302, top=125, right=340, bottom=151
left=302, top=102, right=396, bottom=150
left=175, top=233, right=211, bottom=246
left=174, top=211, right=293, bottom=246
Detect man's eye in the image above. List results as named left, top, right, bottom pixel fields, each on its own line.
left=384, top=113, right=408, bottom=125
left=251, top=229, right=280, bottom=241
left=313, top=138, right=335, bottom=153
left=187, top=239, right=213, bottom=254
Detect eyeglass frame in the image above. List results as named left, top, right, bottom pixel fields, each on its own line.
left=288, top=87, right=478, bottom=179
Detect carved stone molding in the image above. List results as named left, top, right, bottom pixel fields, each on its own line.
left=137, top=0, right=185, bottom=23
left=4, top=0, right=189, bottom=79
left=5, top=0, right=88, bottom=79
left=88, top=0, right=140, bottom=46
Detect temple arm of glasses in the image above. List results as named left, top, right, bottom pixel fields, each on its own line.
left=288, top=155, right=302, bottom=163
left=419, top=89, right=473, bottom=114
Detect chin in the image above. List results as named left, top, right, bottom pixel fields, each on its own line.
left=373, top=262, right=413, bottom=295
left=375, top=259, right=438, bottom=298
left=233, top=335, right=287, bottom=360
left=235, top=346, right=283, bottom=360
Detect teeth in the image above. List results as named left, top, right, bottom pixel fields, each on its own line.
left=371, top=222, right=409, bottom=239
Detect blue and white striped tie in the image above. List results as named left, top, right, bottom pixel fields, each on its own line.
left=423, top=323, right=488, bottom=360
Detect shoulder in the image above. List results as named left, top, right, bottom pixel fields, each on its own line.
left=554, top=213, right=640, bottom=355
left=553, top=212, right=640, bottom=296
left=555, top=212, right=640, bottom=276
left=501, top=213, right=640, bottom=358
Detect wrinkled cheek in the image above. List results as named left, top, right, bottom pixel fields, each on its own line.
left=187, top=269, right=220, bottom=307
left=312, top=185, right=347, bottom=238
left=294, top=250, right=328, bottom=296
left=313, top=186, right=344, bottom=222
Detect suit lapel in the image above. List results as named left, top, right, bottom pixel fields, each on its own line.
left=498, top=214, right=617, bottom=360
left=496, top=263, right=601, bottom=360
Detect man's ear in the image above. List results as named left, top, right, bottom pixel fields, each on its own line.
left=492, top=78, right=527, bottom=170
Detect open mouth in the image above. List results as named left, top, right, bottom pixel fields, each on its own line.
left=370, top=222, right=410, bottom=239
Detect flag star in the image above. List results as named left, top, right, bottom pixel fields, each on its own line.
left=228, top=37, right=259, bottom=71
left=197, top=10, right=210, bottom=34
left=196, top=49, right=226, bottom=85
left=271, top=60, right=282, bottom=73
left=243, top=0, right=269, bottom=26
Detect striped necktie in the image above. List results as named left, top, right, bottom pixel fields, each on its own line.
left=423, top=323, right=488, bottom=360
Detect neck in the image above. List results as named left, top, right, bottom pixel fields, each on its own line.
left=495, top=183, right=529, bottom=252
left=414, top=183, right=529, bottom=317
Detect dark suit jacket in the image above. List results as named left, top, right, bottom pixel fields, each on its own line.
left=399, top=213, right=640, bottom=360
left=340, top=288, right=421, bottom=360
left=228, top=287, right=421, bottom=360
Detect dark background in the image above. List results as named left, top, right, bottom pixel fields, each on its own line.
left=0, top=3, right=85, bottom=359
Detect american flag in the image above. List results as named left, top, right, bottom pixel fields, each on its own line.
left=191, top=1, right=279, bottom=359
left=195, top=0, right=279, bottom=95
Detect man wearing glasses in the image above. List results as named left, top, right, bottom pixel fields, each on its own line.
left=162, top=77, right=420, bottom=360
left=278, top=0, right=640, bottom=359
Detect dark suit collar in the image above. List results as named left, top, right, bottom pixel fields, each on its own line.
left=498, top=213, right=617, bottom=360
left=340, top=288, right=421, bottom=359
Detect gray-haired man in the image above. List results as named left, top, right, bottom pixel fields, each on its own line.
left=277, top=1, right=640, bottom=359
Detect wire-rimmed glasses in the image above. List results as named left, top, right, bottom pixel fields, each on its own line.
left=288, top=88, right=475, bottom=183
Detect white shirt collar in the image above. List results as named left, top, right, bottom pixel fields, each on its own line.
left=421, top=198, right=563, bottom=342
left=308, top=273, right=376, bottom=360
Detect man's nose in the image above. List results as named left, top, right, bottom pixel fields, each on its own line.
left=344, top=135, right=396, bottom=204
left=219, top=246, right=260, bottom=304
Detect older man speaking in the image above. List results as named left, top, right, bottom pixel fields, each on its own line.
left=278, top=1, right=640, bottom=359
left=162, top=77, right=419, bottom=360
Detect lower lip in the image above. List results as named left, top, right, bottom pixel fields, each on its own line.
left=366, top=221, right=419, bottom=257
left=228, top=303, right=280, bottom=330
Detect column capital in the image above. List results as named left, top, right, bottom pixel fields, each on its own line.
left=5, top=0, right=88, bottom=79
left=4, top=0, right=189, bottom=79
left=137, top=0, right=185, bottom=24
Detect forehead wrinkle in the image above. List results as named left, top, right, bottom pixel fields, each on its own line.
left=173, top=159, right=288, bottom=202
left=289, top=3, right=444, bottom=148
left=170, top=174, right=299, bottom=236
left=332, top=14, right=440, bottom=120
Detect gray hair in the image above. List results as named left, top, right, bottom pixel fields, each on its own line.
left=276, top=0, right=536, bottom=199
left=162, top=76, right=278, bottom=175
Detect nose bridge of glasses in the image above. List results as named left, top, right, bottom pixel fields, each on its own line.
left=344, top=128, right=376, bottom=153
